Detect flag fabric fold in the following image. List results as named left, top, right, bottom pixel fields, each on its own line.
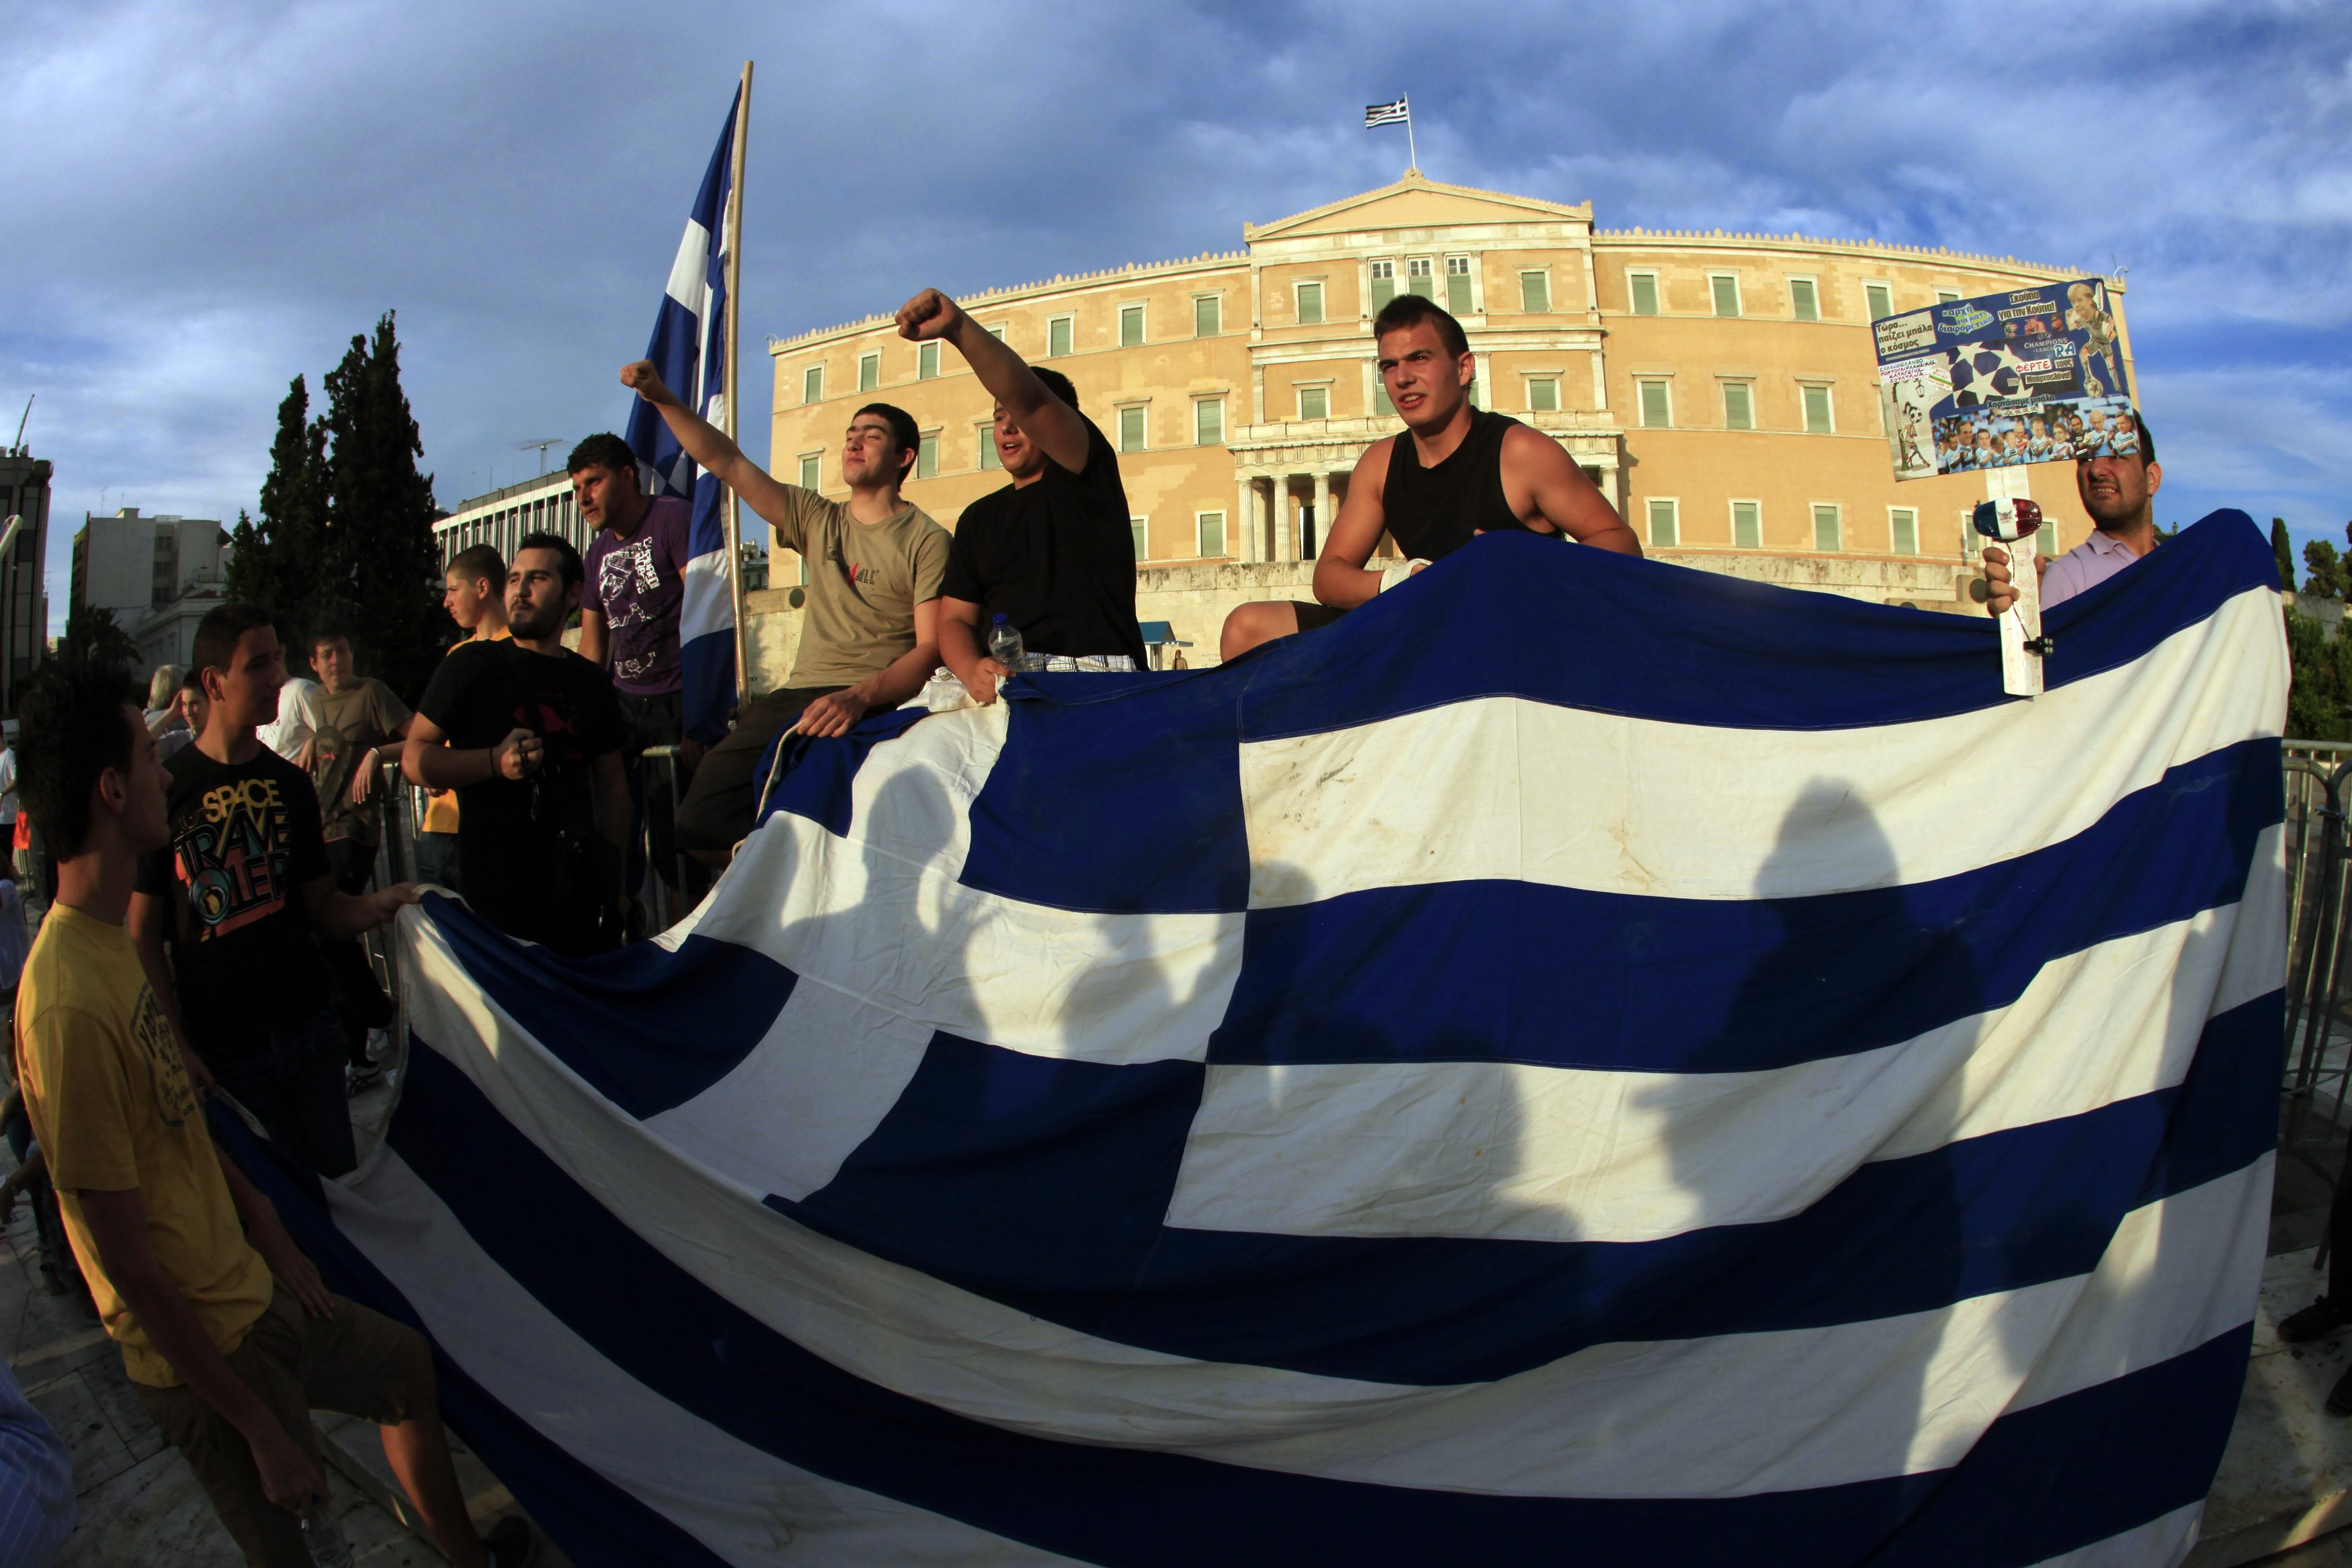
left=1365, top=96, right=1409, bottom=127
left=624, top=89, right=740, bottom=744
left=239, top=512, right=2284, bottom=1567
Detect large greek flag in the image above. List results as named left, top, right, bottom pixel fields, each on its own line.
left=235, top=513, right=2285, bottom=1566
left=624, top=88, right=739, bottom=744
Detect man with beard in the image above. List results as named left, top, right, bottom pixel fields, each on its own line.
left=403, top=535, right=628, bottom=956
left=1982, top=411, right=2163, bottom=613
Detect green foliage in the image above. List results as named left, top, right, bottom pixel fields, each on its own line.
left=2274, top=517, right=2298, bottom=591
left=2306, top=539, right=2349, bottom=601
left=2285, top=607, right=2352, bottom=742
left=56, top=604, right=140, bottom=672
left=223, top=315, right=445, bottom=701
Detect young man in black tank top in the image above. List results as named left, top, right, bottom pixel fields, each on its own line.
left=1220, top=296, right=1639, bottom=660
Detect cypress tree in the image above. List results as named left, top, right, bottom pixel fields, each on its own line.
left=225, top=375, right=330, bottom=631
left=319, top=312, right=444, bottom=702
left=2273, top=517, right=2297, bottom=593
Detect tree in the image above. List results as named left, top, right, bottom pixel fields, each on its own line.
left=2285, top=606, right=2352, bottom=741
left=2273, top=518, right=2298, bottom=591
left=317, top=312, right=444, bottom=702
left=2305, top=539, right=2348, bottom=601
left=57, top=605, right=140, bottom=673
left=224, top=375, right=330, bottom=636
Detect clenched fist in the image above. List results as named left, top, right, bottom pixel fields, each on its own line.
left=896, top=288, right=965, bottom=343
left=620, top=360, right=676, bottom=406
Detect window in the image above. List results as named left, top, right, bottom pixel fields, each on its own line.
left=1296, top=281, right=1325, bottom=325
left=1628, top=270, right=1661, bottom=315
left=1520, top=269, right=1551, bottom=313
left=1864, top=281, right=1893, bottom=321
left=1646, top=498, right=1679, bottom=548
left=1375, top=382, right=1395, bottom=416
left=917, top=432, right=939, bottom=480
left=1408, top=257, right=1435, bottom=298
left=1194, top=294, right=1221, bottom=337
left=802, top=365, right=823, bottom=402
left=1298, top=384, right=1329, bottom=421
left=1638, top=378, right=1671, bottom=428
left=1445, top=256, right=1474, bottom=316
left=1194, top=397, right=1224, bottom=446
left=1048, top=315, right=1073, bottom=358
left=1789, top=277, right=1820, bottom=322
left=1710, top=273, right=1742, bottom=317
left=1890, top=506, right=1919, bottom=555
left=1732, top=499, right=1762, bottom=549
left=1937, top=289, right=1962, bottom=304
left=1813, top=504, right=1843, bottom=552
left=1370, top=259, right=1396, bottom=309
left=798, top=453, right=821, bottom=490
left=858, top=352, right=879, bottom=392
left=1802, top=383, right=1835, bottom=434
left=1527, top=377, right=1560, bottom=412
left=1722, top=382, right=1755, bottom=430
left=976, top=424, right=1000, bottom=470
left=1131, top=517, right=1148, bottom=560
left=1120, top=304, right=1146, bottom=347
left=1118, top=404, right=1146, bottom=452
left=1466, top=375, right=1481, bottom=410
left=917, top=341, right=939, bottom=380
left=2037, top=515, right=2060, bottom=558
left=1196, top=510, right=1227, bottom=558
left=984, top=323, right=1006, bottom=341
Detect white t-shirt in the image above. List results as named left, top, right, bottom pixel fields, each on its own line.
left=0, top=746, right=17, bottom=824
left=258, top=677, right=322, bottom=762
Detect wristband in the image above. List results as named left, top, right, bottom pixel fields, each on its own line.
left=1378, top=560, right=1432, bottom=593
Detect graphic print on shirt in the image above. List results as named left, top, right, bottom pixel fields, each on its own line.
left=598, top=538, right=665, bottom=685
left=173, top=775, right=298, bottom=940
left=827, top=537, right=878, bottom=590
left=131, top=985, right=194, bottom=1129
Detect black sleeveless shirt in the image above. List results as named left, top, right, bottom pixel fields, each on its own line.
left=1380, top=408, right=1533, bottom=561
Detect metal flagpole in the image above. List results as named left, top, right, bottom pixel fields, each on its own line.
left=1404, top=98, right=1419, bottom=175
left=724, top=60, right=753, bottom=711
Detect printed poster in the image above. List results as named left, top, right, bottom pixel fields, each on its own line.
left=1874, top=277, right=2138, bottom=480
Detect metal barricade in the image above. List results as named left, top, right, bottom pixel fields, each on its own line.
left=638, top=745, right=696, bottom=934
left=2283, top=749, right=2352, bottom=1198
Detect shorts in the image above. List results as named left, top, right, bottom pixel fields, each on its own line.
left=1292, top=601, right=1349, bottom=634
left=134, top=1284, right=421, bottom=1568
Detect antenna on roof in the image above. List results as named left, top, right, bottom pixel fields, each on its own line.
left=9, top=396, right=29, bottom=457
left=515, top=438, right=564, bottom=476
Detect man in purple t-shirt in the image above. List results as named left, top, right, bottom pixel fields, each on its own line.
left=570, top=433, right=700, bottom=898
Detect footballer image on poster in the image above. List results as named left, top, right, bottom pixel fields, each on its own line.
left=1874, top=277, right=2136, bottom=479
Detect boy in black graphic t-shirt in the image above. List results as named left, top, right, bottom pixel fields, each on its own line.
left=130, top=605, right=419, bottom=1177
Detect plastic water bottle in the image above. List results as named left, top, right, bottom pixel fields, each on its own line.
left=300, top=1507, right=355, bottom=1567
left=986, top=613, right=1025, bottom=670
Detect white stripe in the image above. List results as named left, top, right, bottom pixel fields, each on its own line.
left=667, top=219, right=712, bottom=314
left=1170, top=851, right=2280, bottom=1244
left=399, top=914, right=2265, bottom=1499
left=2025, top=1501, right=2201, bottom=1567
left=330, top=1151, right=1081, bottom=1567
left=683, top=705, right=1241, bottom=1065
left=1242, top=584, right=2283, bottom=908
left=681, top=548, right=734, bottom=643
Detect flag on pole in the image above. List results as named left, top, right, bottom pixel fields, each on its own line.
left=1364, top=95, right=1409, bottom=126
left=626, top=87, right=741, bottom=744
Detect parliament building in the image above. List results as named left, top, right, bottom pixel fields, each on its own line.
left=761, top=174, right=2126, bottom=666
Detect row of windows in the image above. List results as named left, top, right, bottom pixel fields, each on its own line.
left=1635, top=377, right=1841, bottom=433
left=1643, top=499, right=1923, bottom=555
left=1623, top=268, right=1964, bottom=323
left=1126, top=511, right=1230, bottom=562
left=802, top=297, right=1228, bottom=403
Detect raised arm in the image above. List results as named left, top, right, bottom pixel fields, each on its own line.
left=1310, top=440, right=1399, bottom=611
left=896, top=289, right=1090, bottom=476
left=620, top=361, right=801, bottom=527
left=1503, top=426, right=1641, bottom=554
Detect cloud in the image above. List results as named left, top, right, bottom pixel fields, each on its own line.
left=3, top=0, right=2346, bottom=634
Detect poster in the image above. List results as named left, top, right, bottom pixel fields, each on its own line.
left=1874, top=277, right=2137, bottom=480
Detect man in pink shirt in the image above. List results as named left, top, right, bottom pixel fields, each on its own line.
left=1984, top=412, right=2162, bottom=613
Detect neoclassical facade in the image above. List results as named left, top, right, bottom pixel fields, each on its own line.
left=765, top=175, right=2126, bottom=660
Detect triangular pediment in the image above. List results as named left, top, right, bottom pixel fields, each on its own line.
left=1247, top=173, right=1591, bottom=241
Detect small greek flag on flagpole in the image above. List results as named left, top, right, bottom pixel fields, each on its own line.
left=625, top=85, right=742, bottom=744
left=1364, top=96, right=1409, bottom=126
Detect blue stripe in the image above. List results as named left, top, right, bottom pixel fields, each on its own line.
left=677, top=621, right=734, bottom=746
left=208, top=1105, right=733, bottom=1568
left=374, top=1043, right=2250, bottom=1565
left=1216, top=736, right=2278, bottom=1072
left=753, top=705, right=933, bottom=836
left=774, top=990, right=2275, bottom=1384
left=1228, top=509, right=2270, bottom=741
left=424, top=891, right=795, bottom=1119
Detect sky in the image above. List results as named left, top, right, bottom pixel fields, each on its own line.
left=4, top=0, right=2349, bottom=633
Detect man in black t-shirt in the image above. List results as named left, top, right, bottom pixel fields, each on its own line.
left=130, top=604, right=419, bottom=1178
left=405, top=533, right=628, bottom=957
left=895, top=287, right=1146, bottom=703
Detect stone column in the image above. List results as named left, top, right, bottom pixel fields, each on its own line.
left=1237, top=475, right=1259, bottom=562
left=1267, top=476, right=1287, bottom=564
left=1309, top=472, right=1331, bottom=563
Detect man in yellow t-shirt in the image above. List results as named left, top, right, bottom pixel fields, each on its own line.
left=13, top=661, right=511, bottom=1568
left=415, top=545, right=513, bottom=894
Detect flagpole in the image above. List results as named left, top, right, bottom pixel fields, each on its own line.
left=1406, top=107, right=1419, bottom=176
left=724, top=60, right=752, bottom=711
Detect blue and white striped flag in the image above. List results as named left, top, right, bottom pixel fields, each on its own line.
left=238, top=513, right=2284, bottom=1567
left=625, top=87, right=740, bottom=744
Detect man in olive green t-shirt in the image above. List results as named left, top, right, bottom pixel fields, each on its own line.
left=622, top=361, right=950, bottom=859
